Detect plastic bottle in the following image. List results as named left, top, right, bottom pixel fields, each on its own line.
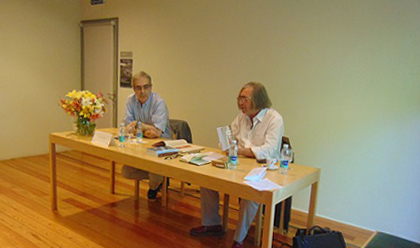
left=228, top=140, right=238, bottom=170
left=118, top=122, right=126, bottom=148
left=136, top=121, right=143, bottom=143
left=280, top=144, right=292, bottom=174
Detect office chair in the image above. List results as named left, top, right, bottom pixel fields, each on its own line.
left=254, top=136, right=294, bottom=245
left=169, top=119, right=193, bottom=144
left=169, top=119, right=193, bottom=197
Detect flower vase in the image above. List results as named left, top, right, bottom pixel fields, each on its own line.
left=75, top=118, right=96, bottom=136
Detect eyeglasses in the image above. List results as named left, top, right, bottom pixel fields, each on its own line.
left=164, top=153, right=181, bottom=160
left=237, top=96, right=252, bottom=102
left=134, top=84, right=152, bottom=91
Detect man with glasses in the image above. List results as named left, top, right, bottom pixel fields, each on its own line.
left=121, top=71, right=173, bottom=200
left=190, top=82, right=284, bottom=248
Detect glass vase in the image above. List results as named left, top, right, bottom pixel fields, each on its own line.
left=74, top=118, right=96, bottom=136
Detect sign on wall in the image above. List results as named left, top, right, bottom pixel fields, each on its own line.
left=120, top=51, right=133, bottom=88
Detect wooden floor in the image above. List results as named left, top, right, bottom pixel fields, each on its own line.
left=0, top=152, right=373, bottom=248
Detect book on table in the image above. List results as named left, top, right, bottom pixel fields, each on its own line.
left=152, top=139, right=204, bottom=153
left=146, top=146, right=179, bottom=157
left=180, top=152, right=227, bottom=166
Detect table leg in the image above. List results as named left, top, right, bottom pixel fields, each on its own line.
left=223, top=194, right=230, bottom=232
left=134, top=180, right=140, bottom=201
left=109, top=161, right=115, bottom=194
left=162, top=176, right=168, bottom=207
left=49, top=142, right=57, bottom=211
left=261, top=199, right=275, bottom=248
left=180, top=181, right=185, bottom=198
left=279, top=200, right=286, bottom=234
left=306, top=181, right=318, bottom=232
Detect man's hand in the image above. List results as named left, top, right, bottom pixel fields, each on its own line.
left=126, top=121, right=137, bottom=134
left=142, top=123, right=163, bottom=138
left=238, top=147, right=255, bottom=158
left=144, top=129, right=158, bottom=138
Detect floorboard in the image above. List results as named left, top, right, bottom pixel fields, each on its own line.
left=0, top=152, right=373, bottom=248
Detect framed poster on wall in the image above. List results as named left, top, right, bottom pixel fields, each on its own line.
left=120, top=51, right=133, bottom=88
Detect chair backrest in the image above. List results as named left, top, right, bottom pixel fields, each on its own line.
left=169, top=119, right=193, bottom=143
left=282, top=136, right=294, bottom=163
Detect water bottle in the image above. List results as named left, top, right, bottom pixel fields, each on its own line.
left=118, top=122, right=126, bottom=148
left=136, top=121, right=143, bottom=143
left=280, top=144, right=292, bottom=174
left=228, top=140, right=238, bottom=170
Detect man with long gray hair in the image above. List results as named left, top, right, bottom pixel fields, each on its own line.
left=190, top=82, right=284, bottom=248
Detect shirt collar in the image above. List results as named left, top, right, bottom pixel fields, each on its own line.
left=137, top=93, right=153, bottom=108
left=254, top=108, right=268, bottom=123
left=245, top=108, right=268, bottom=128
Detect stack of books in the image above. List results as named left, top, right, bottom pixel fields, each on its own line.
left=152, top=139, right=204, bottom=153
left=146, top=146, right=179, bottom=157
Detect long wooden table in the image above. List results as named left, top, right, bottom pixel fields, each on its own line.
left=49, top=128, right=320, bottom=248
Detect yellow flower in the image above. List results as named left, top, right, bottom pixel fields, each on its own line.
left=66, top=90, right=84, bottom=99
left=60, top=90, right=107, bottom=122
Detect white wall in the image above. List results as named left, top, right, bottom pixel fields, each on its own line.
left=1, top=0, right=417, bottom=243
left=81, top=0, right=420, bottom=242
left=0, top=1, right=81, bottom=160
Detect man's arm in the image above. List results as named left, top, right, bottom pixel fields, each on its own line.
left=125, top=121, right=162, bottom=138
left=142, top=123, right=162, bottom=138
left=225, top=115, right=255, bottom=158
left=123, top=97, right=137, bottom=134
left=238, top=147, right=255, bottom=158
left=230, top=115, right=256, bottom=157
left=123, top=94, right=168, bottom=138
left=136, top=97, right=169, bottom=139
left=232, top=113, right=284, bottom=160
left=250, top=117, right=284, bottom=160
left=124, top=103, right=135, bottom=124
left=148, top=100, right=169, bottom=138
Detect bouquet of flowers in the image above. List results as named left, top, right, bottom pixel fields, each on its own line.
left=60, top=90, right=107, bottom=135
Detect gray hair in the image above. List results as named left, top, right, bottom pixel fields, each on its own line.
left=131, top=71, right=152, bottom=87
left=240, top=82, right=272, bottom=109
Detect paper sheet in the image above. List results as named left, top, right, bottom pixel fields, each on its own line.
left=202, top=152, right=226, bottom=162
left=244, top=167, right=267, bottom=181
left=216, top=126, right=231, bottom=151
left=92, top=131, right=114, bottom=147
left=244, top=178, right=282, bottom=191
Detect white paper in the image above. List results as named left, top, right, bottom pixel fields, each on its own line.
left=244, top=167, right=267, bottom=181
left=91, top=131, right=114, bottom=147
left=202, top=152, right=226, bottom=162
left=217, top=126, right=231, bottom=151
left=244, top=178, right=282, bottom=191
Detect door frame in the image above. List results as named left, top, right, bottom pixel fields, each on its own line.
left=80, top=17, right=119, bottom=128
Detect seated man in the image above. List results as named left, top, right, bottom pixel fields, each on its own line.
left=121, top=71, right=173, bottom=201
left=190, top=82, right=284, bottom=248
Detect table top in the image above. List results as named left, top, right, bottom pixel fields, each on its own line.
left=50, top=128, right=320, bottom=205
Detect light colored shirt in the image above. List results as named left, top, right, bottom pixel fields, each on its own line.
left=123, top=92, right=172, bottom=139
left=230, top=108, right=284, bottom=160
